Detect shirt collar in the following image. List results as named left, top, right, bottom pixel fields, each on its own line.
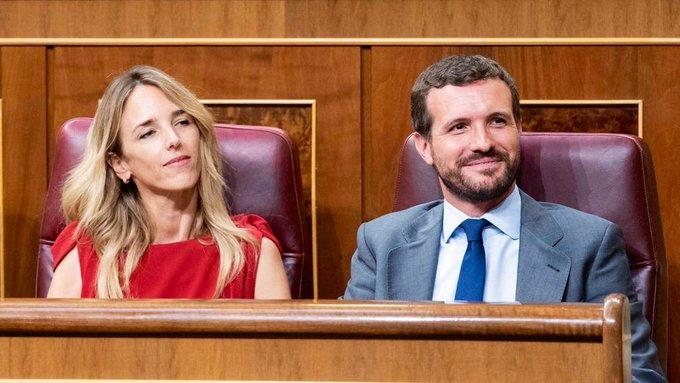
left=441, top=184, right=521, bottom=241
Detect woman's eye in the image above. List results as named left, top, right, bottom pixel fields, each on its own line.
left=139, top=130, right=155, bottom=139
left=176, top=118, right=191, bottom=127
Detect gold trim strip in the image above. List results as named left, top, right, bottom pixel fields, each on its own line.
left=0, top=380, right=348, bottom=382
left=521, top=99, right=643, bottom=138
left=2, top=37, right=680, bottom=46
left=201, top=99, right=318, bottom=300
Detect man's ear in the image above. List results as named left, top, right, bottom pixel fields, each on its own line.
left=413, top=132, right=434, bottom=166
left=106, top=152, right=131, bottom=182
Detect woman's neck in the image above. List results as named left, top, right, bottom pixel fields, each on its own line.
left=138, top=187, right=200, bottom=244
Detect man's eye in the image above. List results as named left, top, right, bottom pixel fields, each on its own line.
left=451, top=123, right=466, bottom=131
left=491, top=117, right=507, bottom=125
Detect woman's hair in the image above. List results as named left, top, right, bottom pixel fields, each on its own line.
left=61, top=65, right=254, bottom=298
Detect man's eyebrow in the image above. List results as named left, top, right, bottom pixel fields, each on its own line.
left=489, top=111, right=512, bottom=119
left=442, top=117, right=470, bottom=129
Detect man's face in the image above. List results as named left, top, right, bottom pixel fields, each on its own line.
left=415, top=79, right=520, bottom=206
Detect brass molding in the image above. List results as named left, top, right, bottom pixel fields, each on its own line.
left=1, top=37, right=680, bottom=46
left=201, top=99, right=319, bottom=300
left=521, top=99, right=643, bottom=138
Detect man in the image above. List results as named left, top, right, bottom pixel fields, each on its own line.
left=343, top=55, right=665, bottom=382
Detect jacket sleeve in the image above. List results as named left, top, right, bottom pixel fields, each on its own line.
left=587, top=223, right=666, bottom=382
left=342, top=223, right=377, bottom=300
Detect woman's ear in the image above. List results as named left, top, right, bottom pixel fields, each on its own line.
left=106, top=152, right=131, bottom=183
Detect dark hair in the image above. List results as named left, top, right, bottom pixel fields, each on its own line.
left=410, top=55, right=521, bottom=138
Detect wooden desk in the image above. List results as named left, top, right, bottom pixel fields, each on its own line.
left=0, top=294, right=630, bottom=382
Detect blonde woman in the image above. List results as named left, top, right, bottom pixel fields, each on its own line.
left=47, top=65, right=290, bottom=299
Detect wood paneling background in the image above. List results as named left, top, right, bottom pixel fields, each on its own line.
left=0, top=0, right=679, bottom=380
left=0, top=0, right=679, bottom=38
left=0, top=47, right=47, bottom=298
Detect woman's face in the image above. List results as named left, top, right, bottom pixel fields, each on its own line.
left=108, top=85, right=201, bottom=197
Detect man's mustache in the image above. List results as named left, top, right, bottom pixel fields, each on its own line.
left=458, top=149, right=510, bottom=167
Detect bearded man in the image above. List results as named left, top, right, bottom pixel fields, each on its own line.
left=343, top=55, right=665, bottom=382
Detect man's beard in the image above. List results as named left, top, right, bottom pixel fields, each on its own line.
left=433, top=148, right=519, bottom=203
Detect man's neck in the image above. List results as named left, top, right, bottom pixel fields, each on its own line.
left=442, top=183, right=516, bottom=218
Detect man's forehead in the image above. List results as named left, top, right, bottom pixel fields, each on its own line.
left=426, top=79, right=513, bottom=118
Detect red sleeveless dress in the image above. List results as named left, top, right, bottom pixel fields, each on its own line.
left=51, top=214, right=281, bottom=299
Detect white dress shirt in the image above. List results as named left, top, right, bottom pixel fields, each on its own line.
left=432, top=185, right=521, bottom=302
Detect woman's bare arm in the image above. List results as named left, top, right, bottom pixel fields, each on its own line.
left=254, top=238, right=291, bottom=299
left=47, top=247, right=82, bottom=298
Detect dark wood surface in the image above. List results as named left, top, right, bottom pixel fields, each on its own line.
left=521, top=105, right=639, bottom=135
left=0, top=296, right=627, bottom=381
left=0, top=47, right=47, bottom=298
left=0, top=0, right=678, bottom=38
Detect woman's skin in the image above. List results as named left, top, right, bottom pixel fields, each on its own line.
left=48, top=85, right=290, bottom=299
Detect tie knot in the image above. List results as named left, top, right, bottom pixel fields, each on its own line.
left=459, top=219, right=490, bottom=242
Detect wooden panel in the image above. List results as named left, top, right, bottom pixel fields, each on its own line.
left=636, top=46, right=680, bottom=382
left=521, top=104, right=639, bottom=135
left=0, top=298, right=625, bottom=381
left=0, top=1, right=286, bottom=38
left=52, top=46, right=361, bottom=298
left=368, top=46, right=679, bottom=378
left=1, top=0, right=680, bottom=38
left=0, top=47, right=47, bottom=298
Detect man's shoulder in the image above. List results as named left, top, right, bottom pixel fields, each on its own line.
left=365, top=200, right=442, bottom=227
left=537, top=200, right=613, bottom=226
left=530, top=198, right=619, bottom=241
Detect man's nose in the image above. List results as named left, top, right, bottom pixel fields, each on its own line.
left=469, top=125, right=492, bottom=152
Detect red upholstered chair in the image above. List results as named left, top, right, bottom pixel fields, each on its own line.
left=37, top=117, right=308, bottom=298
left=395, top=132, right=668, bottom=368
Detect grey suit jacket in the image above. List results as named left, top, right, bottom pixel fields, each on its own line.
left=344, top=191, right=665, bottom=382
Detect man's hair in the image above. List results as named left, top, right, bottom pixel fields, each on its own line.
left=410, top=55, right=521, bottom=138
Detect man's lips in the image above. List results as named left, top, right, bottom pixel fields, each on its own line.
left=163, top=155, right=191, bottom=166
left=463, top=157, right=501, bottom=167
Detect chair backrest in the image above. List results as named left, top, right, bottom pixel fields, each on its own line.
left=37, top=117, right=308, bottom=298
left=395, top=132, right=667, bottom=366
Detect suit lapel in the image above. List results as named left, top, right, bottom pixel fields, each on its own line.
left=516, top=191, right=571, bottom=302
left=387, top=203, right=443, bottom=301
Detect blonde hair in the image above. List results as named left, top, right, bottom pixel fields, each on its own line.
left=61, top=65, right=254, bottom=298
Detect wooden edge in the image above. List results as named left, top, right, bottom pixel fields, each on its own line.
left=310, top=100, right=318, bottom=301
left=602, top=293, right=632, bottom=383
left=2, top=37, right=680, bottom=46
left=0, top=99, right=3, bottom=300
left=520, top=99, right=643, bottom=138
left=199, top=99, right=319, bottom=300
left=0, top=299, right=605, bottom=337
left=0, top=380, right=350, bottom=383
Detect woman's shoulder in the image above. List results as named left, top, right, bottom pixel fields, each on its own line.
left=52, top=221, right=91, bottom=269
left=231, top=214, right=282, bottom=252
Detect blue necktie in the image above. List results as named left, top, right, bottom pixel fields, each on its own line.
left=455, top=218, right=490, bottom=302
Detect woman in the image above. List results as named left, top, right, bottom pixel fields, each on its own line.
left=47, top=65, right=291, bottom=299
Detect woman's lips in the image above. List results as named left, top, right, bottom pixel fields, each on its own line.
left=163, top=155, right=191, bottom=167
